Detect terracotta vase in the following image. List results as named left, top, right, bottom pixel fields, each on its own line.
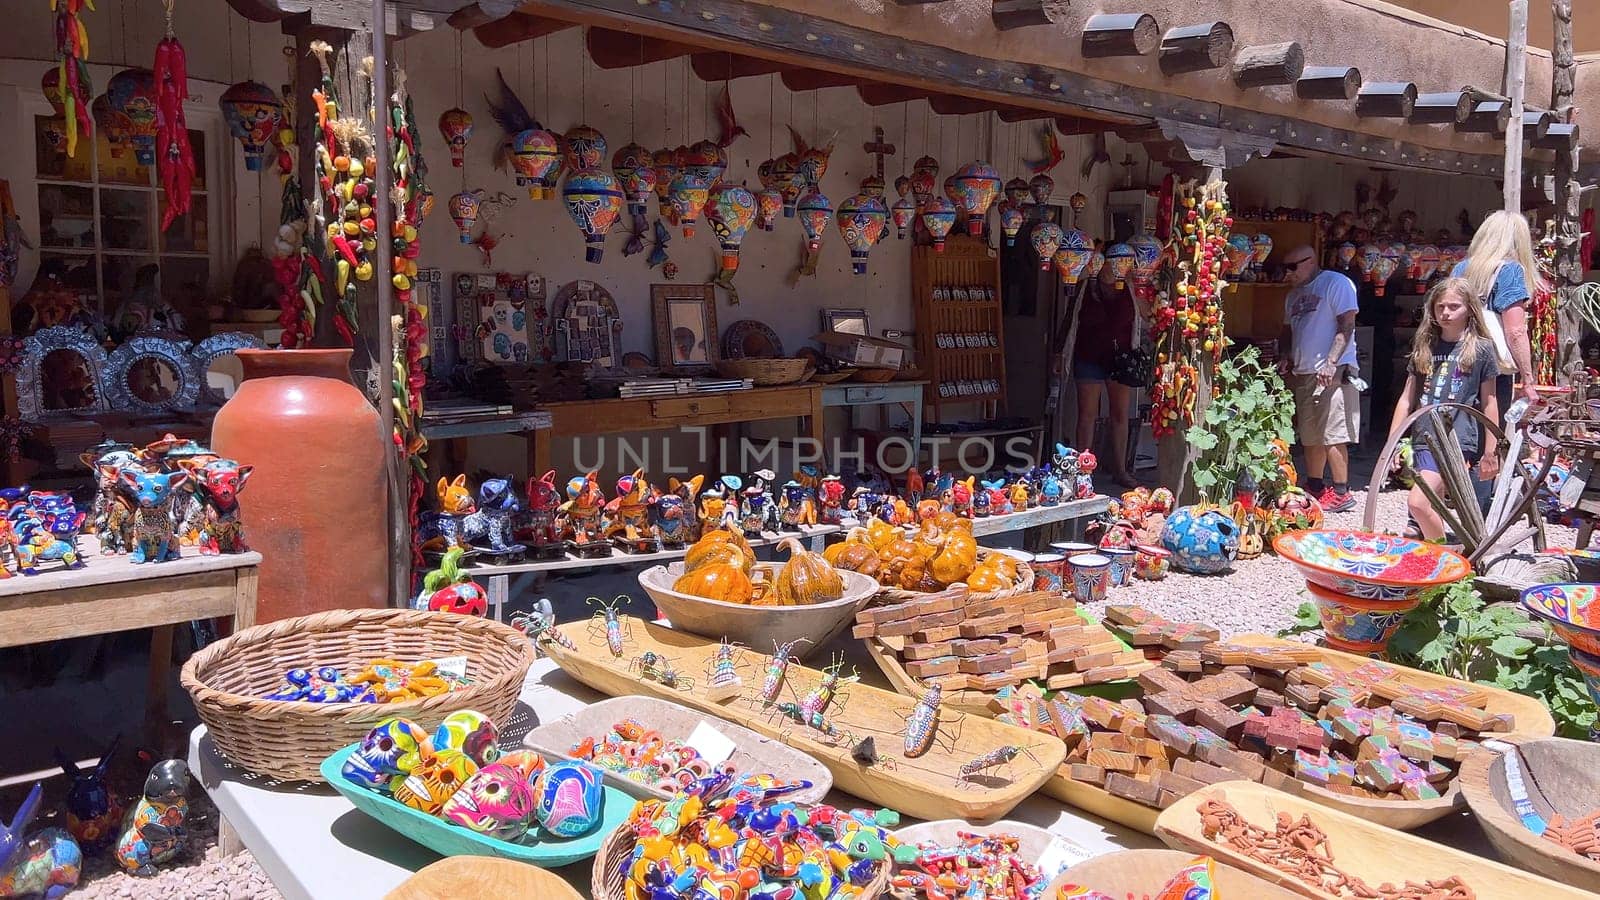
left=212, top=349, right=388, bottom=622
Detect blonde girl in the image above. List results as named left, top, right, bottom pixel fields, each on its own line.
left=1452, top=210, right=1541, bottom=407
left=1385, top=278, right=1501, bottom=541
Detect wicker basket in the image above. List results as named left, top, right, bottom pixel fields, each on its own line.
left=181, top=608, right=536, bottom=781
left=810, top=370, right=855, bottom=384
left=715, top=358, right=813, bottom=386
left=590, top=826, right=889, bottom=900
left=850, top=367, right=898, bottom=383
left=873, top=549, right=1035, bottom=604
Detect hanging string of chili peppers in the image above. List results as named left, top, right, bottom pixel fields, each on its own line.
left=1533, top=226, right=1559, bottom=386
left=260, top=49, right=318, bottom=348
left=153, top=0, right=194, bottom=232
left=387, top=66, right=430, bottom=569
left=1150, top=177, right=1233, bottom=437
left=50, top=0, right=94, bottom=158
left=309, top=40, right=370, bottom=345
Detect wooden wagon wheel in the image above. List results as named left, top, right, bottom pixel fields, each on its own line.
left=1363, top=401, right=1553, bottom=567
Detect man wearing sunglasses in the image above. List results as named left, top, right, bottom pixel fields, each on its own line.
left=1278, top=245, right=1360, bottom=513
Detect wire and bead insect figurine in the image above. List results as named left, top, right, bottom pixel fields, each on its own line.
left=758, top=638, right=810, bottom=707
left=510, top=598, right=576, bottom=655
left=958, top=744, right=1041, bottom=783
left=775, top=701, right=852, bottom=745
left=631, top=651, right=696, bottom=691
left=799, top=653, right=857, bottom=721
left=586, top=594, right=631, bottom=658
left=705, top=637, right=744, bottom=697
left=903, top=681, right=943, bottom=759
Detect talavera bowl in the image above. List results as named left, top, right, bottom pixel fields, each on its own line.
left=1520, top=582, right=1600, bottom=658
left=1305, top=581, right=1422, bottom=655
left=1273, top=529, right=1471, bottom=601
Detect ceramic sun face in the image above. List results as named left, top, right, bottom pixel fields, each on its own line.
left=533, top=761, right=605, bottom=837
left=432, top=711, right=501, bottom=767
left=340, top=718, right=430, bottom=792
left=440, top=762, right=536, bottom=840
left=392, top=749, right=477, bottom=816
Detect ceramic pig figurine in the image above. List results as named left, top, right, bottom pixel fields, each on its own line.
left=119, top=470, right=188, bottom=563
left=115, top=759, right=189, bottom=876
left=179, top=459, right=253, bottom=554
left=0, top=783, right=82, bottom=900
left=57, top=736, right=123, bottom=853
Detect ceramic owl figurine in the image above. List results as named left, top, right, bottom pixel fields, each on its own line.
left=115, top=759, right=189, bottom=876
left=0, top=783, right=82, bottom=900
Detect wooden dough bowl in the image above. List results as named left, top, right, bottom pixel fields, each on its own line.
left=1458, top=735, right=1600, bottom=892
left=384, top=857, right=583, bottom=900
left=540, top=616, right=1066, bottom=823
left=1155, top=780, right=1594, bottom=899
left=1048, top=849, right=1302, bottom=899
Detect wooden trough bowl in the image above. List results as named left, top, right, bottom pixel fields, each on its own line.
left=1047, top=849, right=1302, bottom=899
left=893, top=819, right=1074, bottom=884
left=638, top=562, right=878, bottom=659
left=1459, top=735, right=1600, bottom=892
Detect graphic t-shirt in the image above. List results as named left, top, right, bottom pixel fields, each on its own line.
left=1415, top=338, right=1498, bottom=457
left=1284, top=270, right=1360, bottom=374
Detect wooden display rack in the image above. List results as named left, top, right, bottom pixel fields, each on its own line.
left=912, top=234, right=1006, bottom=422
left=1220, top=219, right=1324, bottom=343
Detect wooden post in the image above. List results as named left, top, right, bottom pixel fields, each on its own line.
left=1231, top=42, right=1304, bottom=88
left=371, top=0, right=406, bottom=607
left=1295, top=66, right=1361, bottom=101
left=1504, top=0, right=1529, bottom=211
left=1552, top=0, right=1584, bottom=380
left=1082, top=13, right=1160, bottom=58
left=991, top=0, right=1071, bottom=30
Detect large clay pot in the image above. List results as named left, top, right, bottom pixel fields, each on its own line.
left=212, top=349, right=387, bottom=622
left=1160, top=506, right=1240, bottom=575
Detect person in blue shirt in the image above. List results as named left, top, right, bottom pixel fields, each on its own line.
left=1450, top=210, right=1541, bottom=411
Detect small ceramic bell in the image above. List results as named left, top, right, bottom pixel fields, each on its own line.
left=533, top=761, right=605, bottom=837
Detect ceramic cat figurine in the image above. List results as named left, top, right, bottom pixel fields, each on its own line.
left=57, top=736, right=123, bottom=853
left=115, top=759, right=188, bottom=876
left=603, top=469, right=656, bottom=548
left=81, top=443, right=139, bottom=555
left=0, top=783, right=81, bottom=900
left=119, top=470, right=188, bottom=564
left=462, top=476, right=526, bottom=557
left=419, top=474, right=477, bottom=553
left=520, top=469, right=562, bottom=555
left=179, top=459, right=253, bottom=554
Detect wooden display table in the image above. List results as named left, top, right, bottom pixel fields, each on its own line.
left=530, top=383, right=824, bottom=474
left=0, top=536, right=260, bottom=739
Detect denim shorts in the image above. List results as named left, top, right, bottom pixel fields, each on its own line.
left=1074, top=360, right=1109, bottom=383
left=1414, top=446, right=1480, bottom=474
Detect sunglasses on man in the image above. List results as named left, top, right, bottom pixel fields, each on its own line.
left=1284, top=256, right=1316, bottom=271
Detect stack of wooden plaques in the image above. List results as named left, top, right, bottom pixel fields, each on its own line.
left=994, top=637, right=1521, bottom=818
left=855, top=590, right=1150, bottom=713
left=1103, top=605, right=1221, bottom=656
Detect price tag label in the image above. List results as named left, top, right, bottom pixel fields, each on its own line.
left=685, top=722, right=737, bottom=767
left=433, top=656, right=469, bottom=681
left=1034, top=837, right=1093, bottom=880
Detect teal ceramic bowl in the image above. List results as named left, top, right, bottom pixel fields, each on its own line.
left=1521, top=583, right=1600, bottom=658
left=320, top=744, right=634, bottom=866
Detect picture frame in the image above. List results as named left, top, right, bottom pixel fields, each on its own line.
left=820, top=307, right=870, bottom=336
left=651, top=284, right=719, bottom=374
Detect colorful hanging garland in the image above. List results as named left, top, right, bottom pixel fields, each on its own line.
left=153, top=1, right=195, bottom=232
left=388, top=67, right=430, bottom=570
left=1149, top=178, right=1233, bottom=437
left=51, top=0, right=95, bottom=158
left=1534, top=229, right=1559, bottom=386
left=309, top=40, right=368, bottom=345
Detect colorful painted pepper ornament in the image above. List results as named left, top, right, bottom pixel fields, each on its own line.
left=340, top=718, right=431, bottom=792
left=945, top=162, right=1002, bottom=236
left=448, top=190, right=482, bottom=244
left=707, top=184, right=758, bottom=274
left=534, top=761, right=606, bottom=837
left=509, top=127, right=563, bottom=199
left=796, top=187, right=834, bottom=254
left=836, top=193, right=888, bottom=275
left=218, top=80, right=284, bottom=172
left=437, top=107, right=474, bottom=167
left=920, top=196, right=957, bottom=252
left=611, top=142, right=657, bottom=217
left=441, top=762, right=537, bottom=840
left=997, top=200, right=1026, bottom=247
left=1030, top=222, right=1065, bottom=272
left=562, top=168, right=625, bottom=263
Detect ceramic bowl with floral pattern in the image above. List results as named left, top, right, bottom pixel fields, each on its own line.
left=1273, top=530, right=1471, bottom=601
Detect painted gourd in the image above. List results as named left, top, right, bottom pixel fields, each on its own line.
left=770, top=537, right=844, bottom=606
left=930, top=529, right=977, bottom=585
left=673, top=561, right=755, bottom=604
left=965, top=565, right=1012, bottom=592
left=684, top=528, right=755, bottom=574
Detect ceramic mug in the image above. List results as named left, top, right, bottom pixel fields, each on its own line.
left=1102, top=547, right=1135, bottom=587
left=1031, top=552, right=1066, bottom=593
left=1133, top=544, right=1171, bottom=581
left=1050, top=541, right=1095, bottom=557
left=1068, top=553, right=1110, bottom=603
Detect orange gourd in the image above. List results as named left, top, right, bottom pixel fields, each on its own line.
left=770, top=538, right=845, bottom=606
left=824, top=527, right=872, bottom=566
left=865, top=518, right=899, bottom=552
left=684, top=528, right=755, bottom=574
left=673, top=561, right=754, bottom=604
left=830, top=541, right=882, bottom=578
left=930, top=529, right=977, bottom=585
left=965, top=565, right=1012, bottom=592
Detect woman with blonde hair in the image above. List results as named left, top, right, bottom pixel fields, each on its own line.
left=1450, top=209, right=1542, bottom=409
left=1384, top=278, right=1501, bottom=540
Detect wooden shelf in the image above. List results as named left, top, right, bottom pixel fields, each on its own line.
left=1222, top=220, right=1323, bottom=342
left=912, top=234, right=1007, bottom=423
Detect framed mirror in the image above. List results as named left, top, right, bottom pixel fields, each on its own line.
left=651, top=284, right=718, bottom=374
left=18, top=326, right=111, bottom=420
left=190, top=332, right=266, bottom=406
left=820, top=307, right=869, bottom=336
left=105, top=334, right=199, bottom=414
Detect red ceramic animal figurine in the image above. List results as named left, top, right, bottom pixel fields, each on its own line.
left=521, top=469, right=562, bottom=556
left=178, top=459, right=253, bottom=554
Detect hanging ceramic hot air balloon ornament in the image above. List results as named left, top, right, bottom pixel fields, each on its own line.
left=1085, top=249, right=1106, bottom=281
left=219, top=80, right=284, bottom=172
left=754, top=159, right=783, bottom=229
left=707, top=184, right=757, bottom=274
left=1004, top=177, right=1030, bottom=206
left=790, top=128, right=834, bottom=190
left=1372, top=242, right=1404, bottom=296
left=682, top=139, right=727, bottom=186
left=1249, top=233, right=1274, bottom=281
left=1030, top=222, right=1064, bottom=272
left=107, top=68, right=159, bottom=167
left=448, top=190, right=483, bottom=243
left=1416, top=245, right=1441, bottom=291
left=770, top=153, right=801, bottom=218
left=610, top=143, right=656, bottom=218
left=563, top=126, right=607, bottom=172
left=891, top=195, right=917, bottom=240
left=1225, top=234, right=1254, bottom=279
left=1055, top=228, right=1094, bottom=284
left=836, top=193, right=888, bottom=275
left=438, top=108, right=473, bottom=167
left=1403, top=245, right=1425, bottom=286
left=652, top=148, right=679, bottom=219
left=562, top=168, right=625, bottom=263
left=669, top=171, right=712, bottom=238
left=911, top=156, right=939, bottom=209
left=796, top=187, right=834, bottom=253
left=1069, top=191, right=1088, bottom=225
left=946, top=162, right=1002, bottom=237
left=1127, top=233, right=1163, bottom=294
left=1104, top=242, right=1136, bottom=289
left=1028, top=173, right=1054, bottom=207
left=510, top=128, right=563, bottom=199
left=92, top=95, right=131, bottom=159
left=1355, top=242, right=1382, bottom=285
left=921, top=196, right=957, bottom=252
left=997, top=201, right=1026, bottom=247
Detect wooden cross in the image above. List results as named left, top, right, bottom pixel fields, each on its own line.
left=1241, top=706, right=1329, bottom=754
left=863, top=126, right=896, bottom=182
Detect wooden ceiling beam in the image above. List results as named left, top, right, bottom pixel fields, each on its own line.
left=1159, top=22, right=1234, bottom=76
left=779, top=68, right=859, bottom=92
left=473, top=11, right=572, bottom=48
left=996, top=107, right=1055, bottom=122
left=991, top=0, right=1071, bottom=31
left=690, top=52, right=787, bottom=81
left=1296, top=65, right=1362, bottom=101
left=1522, top=108, right=1555, bottom=142
left=1082, top=13, right=1159, bottom=58
left=1355, top=82, right=1417, bottom=119
left=226, top=0, right=432, bottom=35
left=586, top=27, right=696, bottom=69
left=1458, top=100, right=1511, bottom=134
left=1535, top=122, right=1580, bottom=150
left=928, top=94, right=994, bottom=115
left=1409, top=91, right=1472, bottom=125
left=1232, top=42, right=1303, bottom=89
left=858, top=83, right=931, bottom=106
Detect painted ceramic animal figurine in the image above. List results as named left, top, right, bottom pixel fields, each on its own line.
left=949, top=477, right=975, bottom=518
left=27, top=492, right=86, bottom=545
left=981, top=478, right=1012, bottom=516
left=779, top=479, right=817, bottom=530
left=1053, top=444, right=1079, bottom=480
left=81, top=443, right=139, bottom=554
left=972, top=488, right=991, bottom=518
left=1075, top=449, right=1098, bottom=500
left=1040, top=472, right=1064, bottom=506
left=462, top=476, right=527, bottom=557
left=651, top=490, right=693, bottom=548
left=559, top=471, right=606, bottom=549
left=848, top=487, right=880, bottom=521
left=0, top=783, right=81, bottom=900
left=604, top=469, right=656, bottom=549
left=740, top=482, right=779, bottom=538
left=414, top=547, right=488, bottom=616
left=1008, top=479, right=1031, bottom=512
left=903, top=466, right=924, bottom=502
left=119, top=469, right=188, bottom=564
left=418, top=474, right=478, bottom=553
left=697, top=483, right=729, bottom=537
left=519, top=469, right=563, bottom=556
left=666, top=475, right=704, bottom=544
left=818, top=475, right=845, bottom=526
left=57, top=737, right=123, bottom=853
left=13, top=511, right=84, bottom=575
left=115, top=759, right=188, bottom=876
left=177, top=459, right=252, bottom=554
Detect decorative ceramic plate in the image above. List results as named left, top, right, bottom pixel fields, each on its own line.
left=1273, top=529, right=1471, bottom=601
left=1521, top=583, right=1600, bottom=656
left=319, top=745, right=633, bottom=866
left=721, top=319, right=783, bottom=359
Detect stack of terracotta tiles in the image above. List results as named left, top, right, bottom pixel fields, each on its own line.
left=851, top=590, right=1150, bottom=693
